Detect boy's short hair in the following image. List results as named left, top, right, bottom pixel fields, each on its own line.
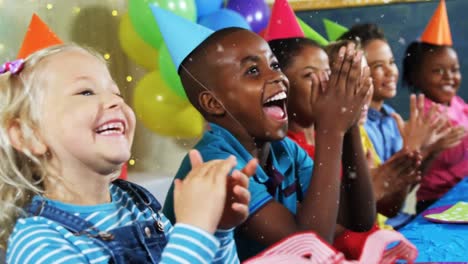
left=178, top=27, right=246, bottom=117
left=338, top=23, right=386, bottom=47
left=268, top=38, right=321, bottom=69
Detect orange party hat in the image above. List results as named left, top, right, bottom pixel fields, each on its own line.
left=263, top=0, right=304, bottom=41
left=420, top=0, right=452, bottom=46
left=17, top=14, right=63, bottom=59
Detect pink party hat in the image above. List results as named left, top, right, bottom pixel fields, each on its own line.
left=263, top=0, right=304, bottom=41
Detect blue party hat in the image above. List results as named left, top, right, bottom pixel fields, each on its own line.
left=150, top=5, right=214, bottom=70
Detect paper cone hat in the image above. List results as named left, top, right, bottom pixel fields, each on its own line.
left=421, top=0, right=452, bottom=46
left=17, top=14, right=62, bottom=59
left=323, top=18, right=348, bottom=42
left=297, top=17, right=328, bottom=46
left=263, top=0, right=304, bottom=41
left=150, top=6, right=214, bottom=71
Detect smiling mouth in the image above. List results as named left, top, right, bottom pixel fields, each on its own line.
left=441, top=85, right=455, bottom=93
left=263, top=91, right=288, bottom=121
left=95, top=121, right=126, bottom=136
left=382, top=81, right=396, bottom=90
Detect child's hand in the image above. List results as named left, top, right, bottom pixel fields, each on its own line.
left=371, top=149, right=421, bottom=200
left=174, top=150, right=237, bottom=234
left=313, top=43, right=371, bottom=134
left=429, top=125, right=466, bottom=154
left=218, top=158, right=258, bottom=229
left=422, top=108, right=466, bottom=155
left=392, top=94, right=438, bottom=153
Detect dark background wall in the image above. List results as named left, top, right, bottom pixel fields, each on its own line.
left=297, top=0, right=468, bottom=118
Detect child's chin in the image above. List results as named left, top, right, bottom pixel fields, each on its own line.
left=266, top=127, right=288, bottom=141
left=107, top=153, right=131, bottom=167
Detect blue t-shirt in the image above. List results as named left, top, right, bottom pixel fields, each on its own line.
left=364, top=104, right=403, bottom=162
left=163, top=123, right=314, bottom=259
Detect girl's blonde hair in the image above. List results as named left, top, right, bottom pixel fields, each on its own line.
left=0, top=44, right=105, bottom=249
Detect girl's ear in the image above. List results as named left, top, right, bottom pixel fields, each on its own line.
left=199, top=91, right=226, bottom=116
left=8, top=120, right=48, bottom=156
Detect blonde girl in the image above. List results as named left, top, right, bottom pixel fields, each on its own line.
left=0, top=44, right=254, bottom=264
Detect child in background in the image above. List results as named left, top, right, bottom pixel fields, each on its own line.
left=270, top=38, right=330, bottom=160
left=265, top=9, right=376, bottom=258
left=338, top=23, right=448, bottom=221
left=156, top=0, right=375, bottom=260
left=326, top=39, right=419, bottom=217
left=0, top=44, right=252, bottom=263
left=402, top=0, right=467, bottom=213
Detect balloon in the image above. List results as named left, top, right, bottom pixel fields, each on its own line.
left=133, top=71, right=203, bottom=138
left=198, top=9, right=251, bottom=31
left=226, top=0, right=270, bottom=33
left=128, top=0, right=197, bottom=49
left=199, top=9, right=251, bottom=31
left=119, top=13, right=159, bottom=70
left=195, top=0, right=223, bottom=18
left=159, top=44, right=187, bottom=100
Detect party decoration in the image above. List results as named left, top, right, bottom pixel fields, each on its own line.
left=119, top=13, right=159, bottom=70
left=226, top=0, right=270, bottom=33
left=323, top=18, right=348, bottom=42
left=297, top=17, right=329, bottom=46
left=195, top=0, right=223, bottom=18
left=263, top=0, right=304, bottom=41
left=133, top=71, right=203, bottom=137
left=421, top=0, right=452, bottom=46
left=128, top=0, right=197, bottom=49
left=199, top=9, right=251, bottom=31
left=17, top=14, right=62, bottom=59
left=0, top=59, right=25, bottom=75
left=158, top=44, right=187, bottom=99
left=118, top=163, right=128, bottom=180
left=150, top=5, right=214, bottom=70
left=258, top=28, right=266, bottom=38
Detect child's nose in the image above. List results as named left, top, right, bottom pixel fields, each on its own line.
left=442, top=69, right=453, bottom=79
left=103, top=93, right=124, bottom=109
left=384, top=64, right=398, bottom=77
left=268, top=70, right=288, bottom=85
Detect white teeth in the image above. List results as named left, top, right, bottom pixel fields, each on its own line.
left=96, top=122, right=124, bottom=134
left=265, top=91, right=287, bottom=103
left=442, top=86, right=454, bottom=92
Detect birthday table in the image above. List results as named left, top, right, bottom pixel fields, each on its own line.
left=400, top=178, right=468, bottom=262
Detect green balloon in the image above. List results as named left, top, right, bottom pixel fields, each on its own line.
left=128, top=0, right=197, bottom=49
left=159, top=44, right=188, bottom=100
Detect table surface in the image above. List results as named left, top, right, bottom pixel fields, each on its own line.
left=400, top=178, right=468, bottom=262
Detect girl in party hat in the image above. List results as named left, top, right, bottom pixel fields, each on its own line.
left=402, top=0, right=468, bottom=213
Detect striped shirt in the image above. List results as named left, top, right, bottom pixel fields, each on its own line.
left=7, top=184, right=238, bottom=264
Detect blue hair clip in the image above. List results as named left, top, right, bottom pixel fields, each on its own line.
left=0, top=59, right=25, bottom=75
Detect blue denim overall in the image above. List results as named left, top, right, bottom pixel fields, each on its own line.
left=27, top=179, right=168, bottom=264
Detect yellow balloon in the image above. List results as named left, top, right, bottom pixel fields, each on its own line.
left=133, top=71, right=204, bottom=138
left=119, top=13, right=159, bottom=70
